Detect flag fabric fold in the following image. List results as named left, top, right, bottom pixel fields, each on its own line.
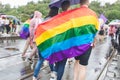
left=35, top=7, right=99, bottom=64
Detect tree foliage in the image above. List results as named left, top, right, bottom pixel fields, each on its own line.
left=0, top=0, right=120, bottom=22
left=90, top=0, right=120, bottom=23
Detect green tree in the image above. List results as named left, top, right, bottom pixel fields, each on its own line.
left=106, top=10, right=120, bottom=21
left=1, top=0, right=120, bottom=22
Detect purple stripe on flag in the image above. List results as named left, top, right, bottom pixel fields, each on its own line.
left=46, top=44, right=91, bottom=64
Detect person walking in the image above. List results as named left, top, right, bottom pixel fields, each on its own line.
left=73, top=0, right=98, bottom=80
left=21, top=11, right=42, bottom=65
left=53, top=1, right=71, bottom=80
left=4, top=17, right=10, bottom=34
left=34, top=0, right=98, bottom=80
left=21, top=14, right=34, bottom=58
left=98, top=27, right=105, bottom=42
left=116, top=26, right=120, bottom=53
left=0, top=16, right=5, bottom=33
left=33, top=7, right=59, bottom=80
left=28, top=11, right=43, bottom=62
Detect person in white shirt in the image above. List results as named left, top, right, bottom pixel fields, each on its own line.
left=4, top=17, right=10, bottom=34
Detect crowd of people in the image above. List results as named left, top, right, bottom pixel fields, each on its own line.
left=1, top=0, right=120, bottom=80
left=98, top=24, right=120, bottom=53
left=20, top=0, right=99, bottom=80
left=22, top=1, right=71, bottom=80
left=108, top=25, right=120, bottom=53
left=0, top=15, right=20, bottom=35
left=0, top=0, right=120, bottom=80
left=19, top=0, right=120, bottom=80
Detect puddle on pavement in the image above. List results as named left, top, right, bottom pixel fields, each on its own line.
left=5, top=47, right=19, bottom=51
left=20, top=65, right=33, bottom=76
left=94, top=68, right=101, bottom=72
left=20, top=59, right=37, bottom=76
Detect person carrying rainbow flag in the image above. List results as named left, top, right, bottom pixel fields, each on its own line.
left=35, top=0, right=99, bottom=80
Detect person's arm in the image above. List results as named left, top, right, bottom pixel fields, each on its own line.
left=92, top=37, right=97, bottom=48
left=29, top=19, right=35, bottom=39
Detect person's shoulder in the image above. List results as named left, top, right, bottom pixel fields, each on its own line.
left=44, top=17, right=51, bottom=21
left=88, top=8, right=97, bottom=14
left=30, top=18, right=35, bottom=22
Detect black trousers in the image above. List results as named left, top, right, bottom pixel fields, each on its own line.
left=5, top=25, right=10, bottom=34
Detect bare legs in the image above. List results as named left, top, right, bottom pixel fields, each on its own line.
left=22, top=37, right=37, bottom=60
left=74, top=60, right=79, bottom=80
left=74, top=60, right=87, bottom=80
left=29, top=44, right=37, bottom=59
left=22, top=38, right=30, bottom=57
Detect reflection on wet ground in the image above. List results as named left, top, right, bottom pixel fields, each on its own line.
left=0, top=37, right=117, bottom=80
left=0, top=40, right=29, bottom=58
left=0, top=40, right=33, bottom=80
left=0, top=55, right=33, bottom=80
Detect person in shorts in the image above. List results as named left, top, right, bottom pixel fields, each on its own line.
left=73, top=0, right=98, bottom=80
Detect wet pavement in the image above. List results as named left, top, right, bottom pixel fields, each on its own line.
left=0, top=40, right=24, bottom=58
left=0, top=36, right=119, bottom=80
left=103, top=53, right=120, bottom=80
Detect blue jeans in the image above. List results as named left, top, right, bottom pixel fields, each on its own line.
left=33, top=55, right=44, bottom=78
left=33, top=51, right=55, bottom=78
left=49, top=63, right=55, bottom=72
left=55, top=59, right=67, bottom=80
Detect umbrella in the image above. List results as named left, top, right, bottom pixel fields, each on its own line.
left=49, top=0, right=80, bottom=8
left=109, top=22, right=120, bottom=25
left=108, top=20, right=120, bottom=26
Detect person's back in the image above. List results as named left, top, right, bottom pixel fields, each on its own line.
left=116, top=27, right=120, bottom=46
left=116, top=27, right=120, bottom=35
left=74, top=0, right=98, bottom=80
left=33, top=8, right=59, bottom=80
left=34, top=0, right=98, bottom=80
left=0, top=18, right=2, bottom=33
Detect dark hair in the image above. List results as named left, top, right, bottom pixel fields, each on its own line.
left=61, top=1, right=70, bottom=11
left=30, top=14, right=34, bottom=19
left=46, top=6, right=59, bottom=17
left=80, top=0, right=88, bottom=5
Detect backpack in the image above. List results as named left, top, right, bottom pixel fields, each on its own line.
left=99, top=29, right=104, bottom=35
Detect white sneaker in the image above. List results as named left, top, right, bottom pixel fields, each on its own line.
left=43, top=60, right=48, bottom=67
left=50, top=77, right=56, bottom=80
left=50, top=71, right=57, bottom=80
left=32, top=76, right=37, bottom=80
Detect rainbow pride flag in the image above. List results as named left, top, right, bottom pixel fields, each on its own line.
left=19, top=19, right=30, bottom=39
left=35, top=7, right=99, bottom=64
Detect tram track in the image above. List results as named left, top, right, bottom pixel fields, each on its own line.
left=97, top=49, right=117, bottom=80
left=0, top=52, right=22, bottom=59
left=19, top=66, right=48, bottom=80
left=1, top=52, right=116, bottom=80
left=0, top=38, right=116, bottom=80
left=20, top=48, right=117, bottom=80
